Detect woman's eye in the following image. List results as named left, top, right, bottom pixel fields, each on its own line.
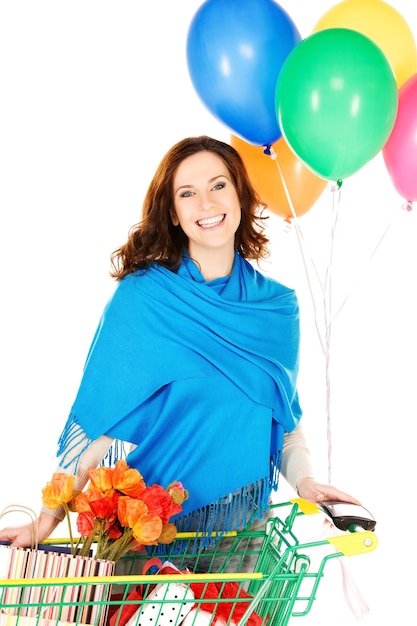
left=212, top=182, right=226, bottom=191
left=180, top=190, right=194, bottom=198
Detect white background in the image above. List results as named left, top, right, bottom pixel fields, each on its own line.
left=1, top=1, right=416, bottom=624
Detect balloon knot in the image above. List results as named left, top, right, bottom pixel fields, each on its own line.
left=263, top=145, right=277, bottom=160
left=402, top=201, right=414, bottom=212
left=283, top=217, right=292, bottom=233
left=329, top=179, right=343, bottom=192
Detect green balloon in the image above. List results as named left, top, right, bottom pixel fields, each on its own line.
left=275, top=28, right=398, bottom=180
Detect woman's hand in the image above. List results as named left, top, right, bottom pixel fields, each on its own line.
left=295, top=476, right=361, bottom=505
left=0, top=512, right=61, bottom=548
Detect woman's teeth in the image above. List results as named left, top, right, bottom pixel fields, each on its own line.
left=197, top=215, right=225, bottom=228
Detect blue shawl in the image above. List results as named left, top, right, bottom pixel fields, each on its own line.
left=58, top=252, right=302, bottom=542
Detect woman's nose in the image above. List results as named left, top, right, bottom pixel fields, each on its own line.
left=200, top=192, right=214, bottom=210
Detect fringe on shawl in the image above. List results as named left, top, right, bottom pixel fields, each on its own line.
left=57, top=412, right=91, bottom=472
left=58, top=412, right=282, bottom=551
left=156, top=449, right=282, bottom=554
left=57, top=411, right=127, bottom=471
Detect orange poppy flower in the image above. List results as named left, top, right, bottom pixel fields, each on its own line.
left=88, top=466, right=114, bottom=492
left=112, top=460, right=146, bottom=497
left=41, top=473, right=76, bottom=510
left=117, top=496, right=149, bottom=528
left=132, top=514, right=163, bottom=545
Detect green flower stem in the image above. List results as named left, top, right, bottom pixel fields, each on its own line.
left=79, top=520, right=101, bottom=557
left=96, top=528, right=139, bottom=563
left=63, top=503, right=76, bottom=557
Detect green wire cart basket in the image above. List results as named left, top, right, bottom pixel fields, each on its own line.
left=0, top=500, right=377, bottom=626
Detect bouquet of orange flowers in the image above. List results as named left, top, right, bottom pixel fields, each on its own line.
left=41, top=459, right=188, bottom=563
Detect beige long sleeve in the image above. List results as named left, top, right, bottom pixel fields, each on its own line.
left=280, top=422, right=315, bottom=491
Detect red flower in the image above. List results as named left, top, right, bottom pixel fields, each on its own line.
left=77, top=510, right=95, bottom=537
left=75, top=487, right=106, bottom=513
left=89, top=495, right=118, bottom=523
left=106, top=521, right=123, bottom=540
left=139, top=485, right=181, bottom=524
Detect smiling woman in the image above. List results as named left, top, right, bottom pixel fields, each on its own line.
left=0, top=134, right=360, bottom=556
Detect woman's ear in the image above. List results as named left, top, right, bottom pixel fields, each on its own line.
left=170, top=210, right=179, bottom=226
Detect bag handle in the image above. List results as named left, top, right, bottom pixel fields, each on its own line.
left=141, top=557, right=163, bottom=576
left=0, top=505, right=61, bottom=620
left=136, top=557, right=184, bottom=600
left=0, top=504, right=39, bottom=549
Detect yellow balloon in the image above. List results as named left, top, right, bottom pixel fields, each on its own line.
left=313, top=0, right=417, bottom=87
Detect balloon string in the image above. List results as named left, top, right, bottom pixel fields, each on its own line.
left=270, top=148, right=409, bottom=485
left=331, top=203, right=405, bottom=323
left=323, top=186, right=343, bottom=483
left=270, top=147, right=337, bottom=482
left=270, top=147, right=326, bottom=356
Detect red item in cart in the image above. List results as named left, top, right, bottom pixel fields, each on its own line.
left=190, top=580, right=264, bottom=626
left=108, top=586, right=143, bottom=626
left=107, top=558, right=163, bottom=626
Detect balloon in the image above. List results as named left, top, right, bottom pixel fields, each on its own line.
left=313, top=0, right=417, bottom=88
left=382, top=73, right=417, bottom=202
left=186, top=0, right=301, bottom=146
left=231, top=134, right=327, bottom=219
left=275, top=28, right=398, bottom=181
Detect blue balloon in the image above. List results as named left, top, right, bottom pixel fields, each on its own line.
left=186, top=0, right=301, bottom=146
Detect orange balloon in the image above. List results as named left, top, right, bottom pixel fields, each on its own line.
left=231, top=134, right=328, bottom=219
left=313, top=0, right=417, bottom=87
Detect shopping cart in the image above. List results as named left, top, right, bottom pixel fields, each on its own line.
left=0, top=499, right=377, bottom=626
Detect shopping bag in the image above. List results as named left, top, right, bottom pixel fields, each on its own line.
left=0, top=543, right=114, bottom=625
left=0, top=505, right=114, bottom=626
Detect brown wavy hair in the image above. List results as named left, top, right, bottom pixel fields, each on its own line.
left=110, top=135, right=269, bottom=280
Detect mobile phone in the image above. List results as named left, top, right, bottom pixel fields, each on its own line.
left=317, top=500, right=376, bottom=532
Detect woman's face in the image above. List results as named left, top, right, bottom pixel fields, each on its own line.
left=172, top=151, right=241, bottom=261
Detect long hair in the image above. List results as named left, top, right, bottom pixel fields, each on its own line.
left=110, top=136, right=269, bottom=280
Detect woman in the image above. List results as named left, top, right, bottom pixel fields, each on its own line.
left=0, top=136, right=359, bottom=549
